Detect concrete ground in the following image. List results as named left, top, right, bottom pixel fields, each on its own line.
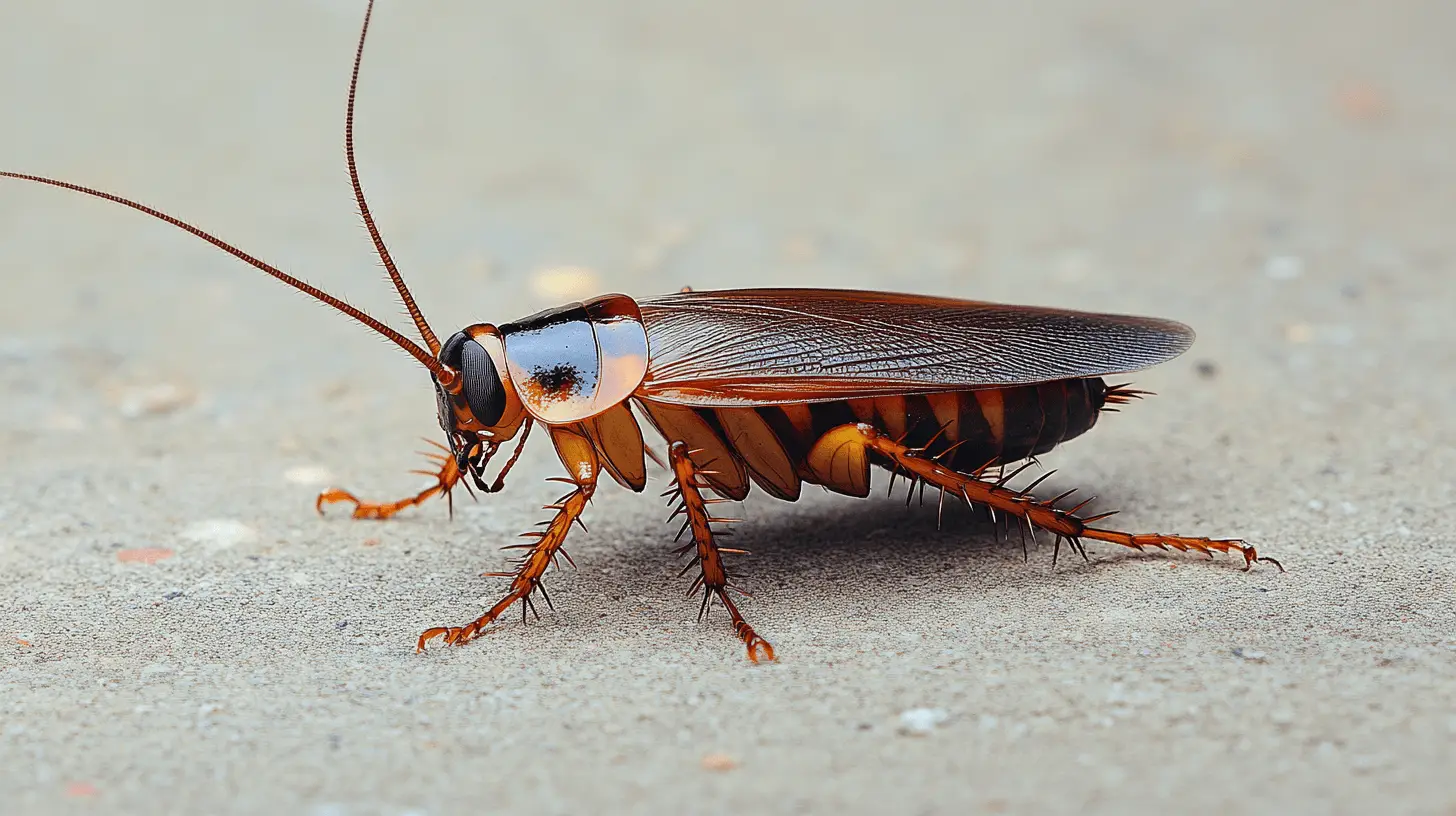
left=2, top=1, right=1453, bottom=813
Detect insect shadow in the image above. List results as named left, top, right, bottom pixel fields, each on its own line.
left=608, top=483, right=1115, bottom=605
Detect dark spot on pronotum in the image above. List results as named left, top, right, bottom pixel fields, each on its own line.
left=535, top=363, right=582, bottom=395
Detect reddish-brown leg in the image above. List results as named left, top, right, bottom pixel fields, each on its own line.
left=416, top=480, right=593, bottom=650
left=815, top=423, right=1283, bottom=570
left=316, top=442, right=461, bottom=520
left=665, top=441, right=775, bottom=662
left=417, top=425, right=600, bottom=651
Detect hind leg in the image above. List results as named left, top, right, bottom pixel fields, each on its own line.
left=808, top=423, right=1282, bottom=570
left=663, top=442, right=775, bottom=662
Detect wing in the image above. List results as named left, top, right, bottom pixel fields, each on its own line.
left=636, top=288, right=1194, bottom=406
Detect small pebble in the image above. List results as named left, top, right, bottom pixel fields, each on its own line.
left=180, top=519, right=255, bottom=550
left=1232, top=647, right=1267, bottom=663
left=116, top=383, right=195, bottom=419
left=116, top=547, right=175, bottom=565
left=284, top=465, right=334, bottom=486
left=65, top=782, right=99, bottom=798
left=700, top=753, right=738, bottom=771
left=898, top=707, right=949, bottom=736
left=1285, top=323, right=1314, bottom=343
left=1350, top=754, right=1386, bottom=773
left=1265, top=255, right=1304, bottom=281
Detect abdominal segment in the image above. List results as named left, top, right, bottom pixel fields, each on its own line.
left=635, top=378, right=1108, bottom=501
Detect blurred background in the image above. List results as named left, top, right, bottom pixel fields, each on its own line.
left=2, top=1, right=1453, bottom=813
left=5, top=1, right=1451, bottom=410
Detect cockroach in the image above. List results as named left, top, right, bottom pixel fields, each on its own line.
left=3, top=1, right=1280, bottom=663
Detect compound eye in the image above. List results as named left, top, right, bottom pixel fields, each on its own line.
left=439, top=331, right=469, bottom=371
left=458, top=337, right=506, bottom=426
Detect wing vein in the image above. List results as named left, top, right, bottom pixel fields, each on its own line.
left=637, top=289, right=1192, bottom=406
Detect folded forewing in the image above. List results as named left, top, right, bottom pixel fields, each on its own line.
left=636, top=288, right=1193, bottom=406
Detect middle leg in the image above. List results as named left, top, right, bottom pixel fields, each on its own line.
left=665, top=441, right=776, bottom=662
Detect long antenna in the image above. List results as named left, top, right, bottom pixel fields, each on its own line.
left=347, top=0, right=441, bottom=355
left=0, top=171, right=446, bottom=378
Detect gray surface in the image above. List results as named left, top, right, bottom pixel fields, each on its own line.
left=2, top=1, right=1454, bottom=814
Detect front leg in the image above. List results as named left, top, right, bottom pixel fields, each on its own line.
left=316, top=440, right=461, bottom=520
left=417, top=425, right=599, bottom=650
left=316, top=425, right=534, bottom=520
left=666, top=441, right=776, bottom=662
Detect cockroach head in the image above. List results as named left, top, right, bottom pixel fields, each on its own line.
left=431, top=324, right=528, bottom=481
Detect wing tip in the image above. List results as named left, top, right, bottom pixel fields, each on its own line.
left=1162, top=317, right=1197, bottom=355
left=1119, top=316, right=1196, bottom=372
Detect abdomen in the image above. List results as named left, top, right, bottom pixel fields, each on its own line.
left=635, top=378, right=1108, bottom=501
